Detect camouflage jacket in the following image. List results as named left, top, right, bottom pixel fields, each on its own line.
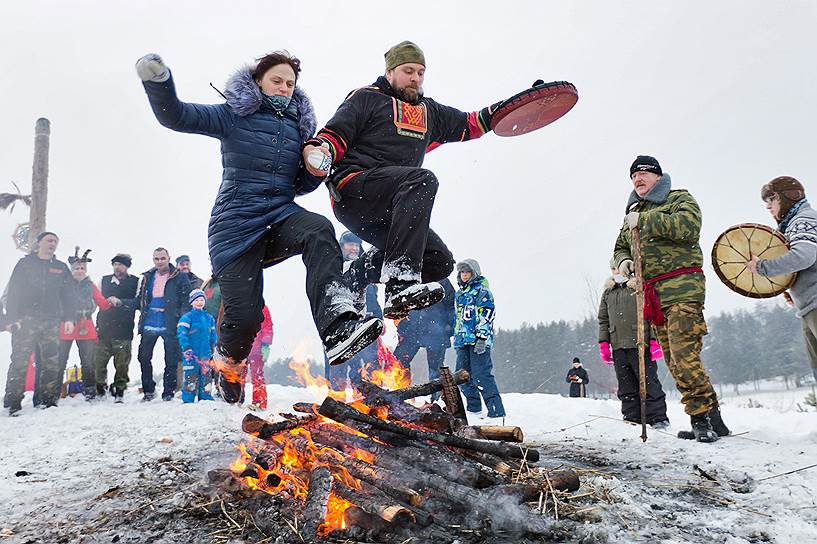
left=613, top=174, right=705, bottom=308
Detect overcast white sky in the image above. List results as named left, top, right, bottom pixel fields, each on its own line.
left=2, top=1, right=816, bottom=363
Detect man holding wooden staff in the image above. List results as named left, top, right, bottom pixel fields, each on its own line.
left=612, top=156, right=728, bottom=443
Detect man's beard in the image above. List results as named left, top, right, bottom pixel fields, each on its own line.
left=394, top=85, right=422, bottom=104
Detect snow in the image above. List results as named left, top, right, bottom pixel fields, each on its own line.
left=1, top=381, right=816, bottom=542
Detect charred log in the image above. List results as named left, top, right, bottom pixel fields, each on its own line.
left=318, top=397, right=540, bottom=462
left=333, top=481, right=415, bottom=527
left=241, top=413, right=317, bottom=439
left=363, top=369, right=471, bottom=405
left=301, top=466, right=333, bottom=541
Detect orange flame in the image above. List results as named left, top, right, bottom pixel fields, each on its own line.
left=229, top=419, right=377, bottom=534
left=288, top=358, right=350, bottom=402
left=361, top=338, right=412, bottom=391
left=210, top=357, right=246, bottom=383
left=320, top=493, right=353, bottom=536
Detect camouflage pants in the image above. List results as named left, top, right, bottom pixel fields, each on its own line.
left=5, top=317, right=61, bottom=409
left=94, top=338, right=132, bottom=391
left=652, top=302, right=719, bottom=416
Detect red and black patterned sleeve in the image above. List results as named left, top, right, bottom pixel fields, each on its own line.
left=306, top=88, right=373, bottom=164
left=426, top=100, right=495, bottom=153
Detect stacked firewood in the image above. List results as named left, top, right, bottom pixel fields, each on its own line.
left=233, top=368, right=580, bottom=541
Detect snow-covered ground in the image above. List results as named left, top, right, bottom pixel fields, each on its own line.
left=0, top=381, right=815, bottom=543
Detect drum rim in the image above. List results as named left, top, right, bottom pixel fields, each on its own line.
left=490, top=81, right=579, bottom=137
left=711, top=222, right=796, bottom=299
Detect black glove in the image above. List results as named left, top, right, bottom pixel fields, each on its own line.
left=532, top=79, right=545, bottom=87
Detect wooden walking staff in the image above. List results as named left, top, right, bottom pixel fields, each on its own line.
left=631, top=226, right=649, bottom=442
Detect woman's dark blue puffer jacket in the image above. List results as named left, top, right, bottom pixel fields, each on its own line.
left=142, top=65, right=323, bottom=275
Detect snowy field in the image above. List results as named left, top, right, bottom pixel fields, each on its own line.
left=0, top=379, right=815, bottom=543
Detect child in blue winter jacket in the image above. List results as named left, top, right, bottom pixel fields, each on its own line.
left=454, top=259, right=506, bottom=419
left=177, top=289, right=217, bottom=402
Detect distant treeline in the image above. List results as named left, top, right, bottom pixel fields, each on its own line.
left=263, top=301, right=810, bottom=397
left=490, top=301, right=810, bottom=396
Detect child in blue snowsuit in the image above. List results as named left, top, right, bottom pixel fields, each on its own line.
left=454, top=259, right=506, bottom=419
left=177, top=289, right=217, bottom=402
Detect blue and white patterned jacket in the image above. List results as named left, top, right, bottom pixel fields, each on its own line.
left=758, top=200, right=817, bottom=317
left=454, top=276, right=495, bottom=348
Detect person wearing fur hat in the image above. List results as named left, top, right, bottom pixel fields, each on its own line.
left=748, top=176, right=817, bottom=383
left=136, top=51, right=383, bottom=403
left=94, top=253, right=139, bottom=402
left=598, top=262, right=669, bottom=426
left=303, top=41, right=534, bottom=321
left=54, top=248, right=112, bottom=401
left=4, top=232, right=77, bottom=415
left=454, top=259, right=505, bottom=420
left=176, top=289, right=217, bottom=403
left=613, top=156, right=728, bottom=443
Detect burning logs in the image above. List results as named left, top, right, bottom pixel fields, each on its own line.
left=242, top=413, right=316, bottom=439
left=363, top=368, right=471, bottom=405
left=318, top=397, right=540, bottom=462
left=333, top=480, right=415, bottom=526
left=229, top=368, right=574, bottom=540
left=301, top=466, right=333, bottom=540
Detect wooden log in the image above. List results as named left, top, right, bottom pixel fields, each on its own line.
left=358, top=481, right=434, bottom=527
left=332, top=481, right=415, bottom=526
left=309, top=427, right=489, bottom=488
left=292, top=402, right=319, bottom=414
left=458, top=448, right=519, bottom=476
left=466, top=425, right=525, bottom=443
left=286, top=434, right=424, bottom=510
left=355, top=379, right=456, bottom=432
left=343, top=506, right=394, bottom=536
left=318, top=397, right=540, bottom=462
left=28, top=118, right=50, bottom=247
left=301, top=467, right=333, bottom=541
left=487, top=470, right=581, bottom=502
left=242, top=413, right=316, bottom=440
left=364, top=369, right=471, bottom=405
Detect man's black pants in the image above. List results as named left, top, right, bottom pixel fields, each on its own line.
left=333, top=166, right=455, bottom=288
left=612, top=348, right=668, bottom=424
left=216, top=210, right=353, bottom=362
left=138, top=331, right=181, bottom=396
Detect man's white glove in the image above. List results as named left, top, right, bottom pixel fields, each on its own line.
left=136, top=54, right=170, bottom=83
left=576, top=378, right=583, bottom=383
left=618, top=259, right=634, bottom=277
left=626, top=211, right=640, bottom=230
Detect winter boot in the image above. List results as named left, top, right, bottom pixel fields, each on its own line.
left=650, top=419, right=671, bottom=430
left=681, top=413, right=719, bottom=443
left=324, top=316, right=384, bottom=366
left=215, top=358, right=247, bottom=404
left=707, top=407, right=730, bottom=437
left=141, top=392, right=155, bottom=402
left=383, top=281, right=444, bottom=319
left=96, top=383, right=108, bottom=399
left=181, top=361, right=199, bottom=404
left=112, top=387, right=124, bottom=404
left=8, top=404, right=22, bottom=417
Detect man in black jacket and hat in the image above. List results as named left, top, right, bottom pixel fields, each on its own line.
left=303, top=41, right=515, bottom=319
left=4, top=232, right=77, bottom=415
left=95, top=253, right=140, bottom=402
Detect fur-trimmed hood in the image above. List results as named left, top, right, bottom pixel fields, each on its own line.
left=625, top=173, right=672, bottom=213
left=223, top=65, right=317, bottom=142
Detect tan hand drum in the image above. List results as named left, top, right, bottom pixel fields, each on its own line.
left=712, top=223, right=796, bottom=298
